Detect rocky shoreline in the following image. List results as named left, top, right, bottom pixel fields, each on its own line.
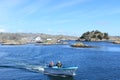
left=0, top=32, right=120, bottom=45
left=0, top=33, right=78, bottom=45
left=112, top=40, right=120, bottom=44
left=109, top=36, right=120, bottom=44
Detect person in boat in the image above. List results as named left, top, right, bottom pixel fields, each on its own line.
left=49, top=61, right=54, bottom=67
left=56, top=61, right=62, bottom=68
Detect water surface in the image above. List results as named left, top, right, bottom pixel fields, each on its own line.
left=0, top=41, right=120, bottom=80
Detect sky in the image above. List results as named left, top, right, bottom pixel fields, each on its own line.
left=0, top=0, right=120, bottom=36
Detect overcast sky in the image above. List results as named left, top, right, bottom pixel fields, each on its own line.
left=0, top=0, right=120, bottom=36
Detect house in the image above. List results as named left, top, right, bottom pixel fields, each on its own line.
left=34, top=37, right=42, bottom=43
left=47, top=38, right=52, bottom=41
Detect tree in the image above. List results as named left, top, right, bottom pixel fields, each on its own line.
left=103, top=33, right=109, bottom=39
left=97, top=34, right=102, bottom=40
left=79, top=30, right=109, bottom=41
left=91, top=34, right=96, bottom=38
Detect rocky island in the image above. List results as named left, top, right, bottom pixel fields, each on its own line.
left=71, top=42, right=94, bottom=48
left=78, top=30, right=109, bottom=41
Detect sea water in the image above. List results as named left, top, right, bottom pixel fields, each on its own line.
left=0, top=41, right=120, bottom=80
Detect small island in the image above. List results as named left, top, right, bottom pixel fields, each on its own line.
left=112, top=40, right=120, bottom=44
left=77, top=30, right=109, bottom=41
left=71, top=42, right=95, bottom=48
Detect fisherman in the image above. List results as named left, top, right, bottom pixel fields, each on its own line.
left=56, top=61, right=62, bottom=68
left=49, top=61, right=54, bottom=67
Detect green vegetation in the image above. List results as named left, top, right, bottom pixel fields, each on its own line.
left=78, top=30, right=109, bottom=41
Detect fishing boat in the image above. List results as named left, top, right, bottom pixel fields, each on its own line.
left=44, top=66, right=78, bottom=76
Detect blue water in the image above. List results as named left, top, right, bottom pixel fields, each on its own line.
left=0, top=41, right=120, bottom=80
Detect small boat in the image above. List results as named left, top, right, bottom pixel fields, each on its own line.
left=44, top=66, right=78, bottom=76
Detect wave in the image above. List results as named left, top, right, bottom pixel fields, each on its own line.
left=24, top=64, right=44, bottom=72
left=0, top=62, right=75, bottom=78
left=0, top=52, right=9, bottom=58
left=0, top=63, right=45, bottom=73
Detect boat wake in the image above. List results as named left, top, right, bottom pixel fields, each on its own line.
left=0, top=62, right=77, bottom=77
left=0, top=62, right=45, bottom=73
left=24, top=64, right=45, bottom=73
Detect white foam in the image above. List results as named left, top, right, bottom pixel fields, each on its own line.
left=32, top=66, right=44, bottom=72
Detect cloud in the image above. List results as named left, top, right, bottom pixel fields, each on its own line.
left=0, top=29, right=7, bottom=32
left=0, top=0, right=28, bottom=21
left=54, top=0, right=83, bottom=8
left=0, top=0, right=50, bottom=19
left=17, top=0, right=50, bottom=16
left=38, top=19, right=74, bottom=26
left=83, top=4, right=120, bottom=18
left=46, top=0, right=88, bottom=12
left=0, top=0, right=27, bottom=11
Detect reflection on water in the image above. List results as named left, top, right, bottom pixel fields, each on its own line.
left=47, top=75, right=74, bottom=80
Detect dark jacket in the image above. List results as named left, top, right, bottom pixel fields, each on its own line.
left=56, top=63, right=62, bottom=68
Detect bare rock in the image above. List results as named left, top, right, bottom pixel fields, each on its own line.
left=71, top=42, right=94, bottom=48
left=112, top=40, right=120, bottom=44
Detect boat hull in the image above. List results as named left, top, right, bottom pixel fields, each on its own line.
left=44, top=66, right=78, bottom=76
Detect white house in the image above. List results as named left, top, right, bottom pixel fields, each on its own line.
left=35, top=37, right=42, bottom=43
left=47, top=38, right=52, bottom=41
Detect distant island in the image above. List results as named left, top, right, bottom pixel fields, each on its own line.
left=109, top=36, right=120, bottom=44
left=0, top=31, right=120, bottom=45
left=76, top=30, right=120, bottom=45
left=70, top=42, right=97, bottom=48
left=0, top=33, right=78, bottom=45
left=77, top=30, right=109, bottom=41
